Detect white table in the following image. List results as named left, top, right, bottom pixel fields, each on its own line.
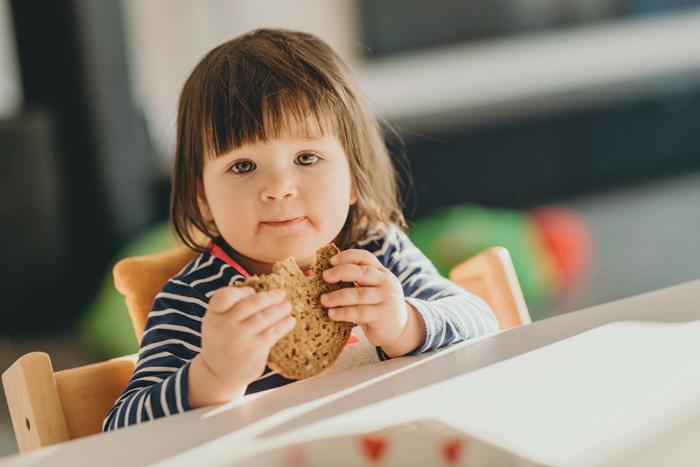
left=3, top=279, right=700, bottom=467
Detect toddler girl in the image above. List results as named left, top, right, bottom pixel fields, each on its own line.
left=104, top=29, right=498, bottom=431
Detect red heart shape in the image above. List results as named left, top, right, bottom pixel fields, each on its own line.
left=359, top=436, right=388, bottom=461
left=442, top=438, right=465, bottom=464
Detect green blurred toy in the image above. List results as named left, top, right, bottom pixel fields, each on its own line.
left=409, top=204, right=593, bottom=320
left=79, top=223, right=178, bottom=358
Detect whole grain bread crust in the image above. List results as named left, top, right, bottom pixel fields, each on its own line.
left=234, top=244, right=353, bottom=379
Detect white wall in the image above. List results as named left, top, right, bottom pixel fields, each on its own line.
left=120, top=0, right=359, bottom=170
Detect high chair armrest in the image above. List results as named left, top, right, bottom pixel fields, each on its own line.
left=2, top=352, right=137, bottom=453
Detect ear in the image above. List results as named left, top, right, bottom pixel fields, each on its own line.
left=197, top=183, right=213, bottom=222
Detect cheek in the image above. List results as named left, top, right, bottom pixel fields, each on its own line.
left=315, top=169, right=352, bottom=206
left=205, top=182, right=252, bottom=225
left=308, top=171, right=353, bottom=230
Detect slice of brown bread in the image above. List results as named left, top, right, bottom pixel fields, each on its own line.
left=233, top=244, right=353, bottom=379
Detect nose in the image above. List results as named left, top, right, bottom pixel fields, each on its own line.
left=260, top=171, right=298, bottom=202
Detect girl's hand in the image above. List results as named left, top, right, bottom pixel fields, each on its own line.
left=320, top=249, right=410, bottom=348
left=189, top=287, right=295, bottom=408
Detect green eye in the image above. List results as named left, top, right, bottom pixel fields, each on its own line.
left=230, top=160, right=256, bottom=174
left=296, top=152, right=320, bottom=166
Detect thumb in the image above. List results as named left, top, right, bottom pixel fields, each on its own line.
left=208, top=286, right=255, bottom=314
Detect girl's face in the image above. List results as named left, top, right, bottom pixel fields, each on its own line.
left=198, top=131, right=356, bottom=275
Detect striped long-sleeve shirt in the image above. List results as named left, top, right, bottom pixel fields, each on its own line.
left=103, top=223, right=498, bottom=431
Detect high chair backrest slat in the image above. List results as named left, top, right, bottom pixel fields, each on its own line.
left=448, top=246, right=531, bottom=329
left=2, top=352, right=136, bottom=453
left=113, top=247, right=197, bottom=342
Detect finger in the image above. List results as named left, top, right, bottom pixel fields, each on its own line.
left=242, top=301, right=293, bottom=334
left=320, top=286, right=383, bottom=308
left=258, top=316, right=297, bottom=348
left=231, top=288, right=287, bottom=322
left=330, top=249, right=383, bottom=268
left=327, top=305, right=381, bottom=324
left=207, top=286, right=256, bottom=314
left=323, top=263, right=384, bottom=287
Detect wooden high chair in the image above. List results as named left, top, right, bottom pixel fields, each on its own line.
left=2, top=245, right=529, bottom=453
left=448, top=246, right=531, bottom=329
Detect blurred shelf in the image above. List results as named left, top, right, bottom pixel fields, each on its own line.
left=357, top=8, right=700, bottom=130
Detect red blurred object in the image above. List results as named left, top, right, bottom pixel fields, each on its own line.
left=531, top=206, right=593, bottom=290
left=359, top=436, right=388, bottom=461
left=441, top=438, right=466, bottom=464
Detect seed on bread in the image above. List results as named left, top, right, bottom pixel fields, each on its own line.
left=233, top=244, right=353, bottom=379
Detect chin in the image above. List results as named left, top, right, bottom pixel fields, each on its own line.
left=264, top=243, right=315, bottom=263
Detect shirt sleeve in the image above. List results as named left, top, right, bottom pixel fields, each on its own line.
left=102, top=280, right=207, bottom=431
left=364, top=224, right=499, bottom=359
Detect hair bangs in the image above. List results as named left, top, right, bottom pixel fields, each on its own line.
left=200, top=61, right=345, bottom=160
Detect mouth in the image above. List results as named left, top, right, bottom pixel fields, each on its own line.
left=261, top=216, right=306, bottom=227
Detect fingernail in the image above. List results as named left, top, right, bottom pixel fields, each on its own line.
left=330, top=255, right=337, bottom=265
left=328, top=309, right=336, bottom=319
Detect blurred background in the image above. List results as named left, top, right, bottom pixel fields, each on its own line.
left=2, top=0, right=700, bottom=456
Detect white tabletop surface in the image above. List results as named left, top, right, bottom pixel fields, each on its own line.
left=3, top=279, right=700, bottom=467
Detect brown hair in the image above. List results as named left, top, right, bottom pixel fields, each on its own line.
left=171, top=28, right=408, bottom=252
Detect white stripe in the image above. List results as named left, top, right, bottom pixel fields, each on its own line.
left=402, top=271, right=437, bottom=290
left=114, top=401, right=125, bottom=429
left=133, top=366, right=178, bottom=376
left=444, top=306, right=468, bottom=344
left=464, top=293, right=489, bottom=335
left=145, top=395, right=154, bottom=421
left=135, top=351, right=172, bottom=371
left=133, top=375, right=165, bottom=384
left=397, top=264, right=417, bottom=283
left=154, top=292, right=207, bottom=309
left=175, top=261, right=191, bottom=278
left=253, top=370, right=280, bottom=382
left=460, top=299, right=480, bottom=338
left=434, top=321, right=448, bottom=349
left=418, top=306, right=437, bottom=350
left=148, top=308, right=203, bottom=322
left=401, top=274, right=426, bottom=292
left=356, top=231, right=385, bottom=247
left=191, top=255, right=215, bottom=272
left=116, top=386, right=143, bottom=400
left=228, top=275, right=245, bottom=286
left=370, top=228, right=396, bottom=258
left=139, top=338, right=201, bottom=354
left=436, top=303, right=456, bottom=348
left=450, top=304, right=470, bottom=340
left=102, top=411, right=111, bottom=431
left=387, top=247, right=420, bottom=270
left=141, top=323, right=201, bottom=340
left=426, top=288, right=453, bottom=301
left=160, top=377, right=171, bottom=416
left=124, top=388, right=139, bottom=426
left=190, top=263, right=230, bottom=287
left=136, top=390, right=146, bottom=424
left=175, top=369, right=184, bottom=413
left=408, top=279, right=446, bottom=299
